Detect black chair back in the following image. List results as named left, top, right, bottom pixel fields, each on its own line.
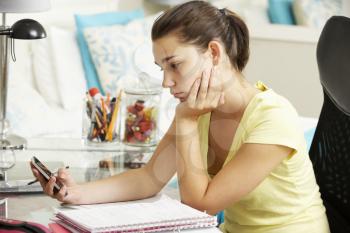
left=309, top=16, right=350, bottom=233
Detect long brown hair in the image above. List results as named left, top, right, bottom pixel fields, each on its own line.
left=151, top=0, right=249, bottom=72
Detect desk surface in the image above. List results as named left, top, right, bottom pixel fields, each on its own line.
left=0, top=137, right=221, bottom=233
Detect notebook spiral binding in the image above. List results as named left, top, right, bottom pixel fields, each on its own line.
left=56, top=213, right=217, bottom=233
left=83, top=216, right=215, bottom=232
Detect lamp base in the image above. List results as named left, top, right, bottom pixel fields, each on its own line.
left=0, top=134, right=26, bottom=150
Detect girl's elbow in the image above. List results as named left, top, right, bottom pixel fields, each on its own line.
left=181, top=198, right=220, bottom=216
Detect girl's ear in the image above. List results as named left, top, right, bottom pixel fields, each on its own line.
left=208, top=41, right=222, bottom=66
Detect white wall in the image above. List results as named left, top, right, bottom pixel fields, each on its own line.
left=342, top=0, right=350, bottom=16
left=245, top=24, right=322, bottom=118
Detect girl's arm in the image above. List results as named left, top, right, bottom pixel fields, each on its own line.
left=175, top=69, right=292, bottom=215
left=175, top=120, right=292, bottom=215
left=33, top=120, right=177, bottom=204
left=76, top=119, right=177, bottom=204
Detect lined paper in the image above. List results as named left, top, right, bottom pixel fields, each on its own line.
left=56, top=194, right=217, bottom=232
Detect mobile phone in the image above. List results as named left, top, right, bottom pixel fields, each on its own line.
left=31, top=156, right=62, bottom=193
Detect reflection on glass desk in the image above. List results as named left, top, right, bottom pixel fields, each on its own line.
left=26, top=137, right=157, bottom=152
left=0, top=137, right=179, bottom=226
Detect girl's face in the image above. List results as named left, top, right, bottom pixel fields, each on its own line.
left=153, top=34, right=212, bottom=102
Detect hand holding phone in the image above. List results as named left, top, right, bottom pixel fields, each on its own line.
left=31, top=156, right=63, bottom=194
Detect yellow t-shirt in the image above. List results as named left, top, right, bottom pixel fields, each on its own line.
left=198, top=82, right=330, bottom=233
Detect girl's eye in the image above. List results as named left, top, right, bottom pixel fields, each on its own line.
left=170, top=63, right=180, bottom=70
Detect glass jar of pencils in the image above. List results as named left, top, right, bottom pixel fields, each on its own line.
left=82, top=88, right=122, bottom=146
left=121, top=75, right=162, bottom=147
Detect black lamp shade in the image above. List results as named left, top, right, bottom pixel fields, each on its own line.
left=10, top=19, right=46, bottom=39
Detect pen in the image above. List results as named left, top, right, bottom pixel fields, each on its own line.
left=28, top=166, right=69, bottom=185
left=106, top=90, right=122, bottom=141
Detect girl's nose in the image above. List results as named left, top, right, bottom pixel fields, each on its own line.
left=162, top=73, right=175, bottom=88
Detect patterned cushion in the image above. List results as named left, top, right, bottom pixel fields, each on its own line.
left=293, top=0, right=341, bottom=28
left=83, top=14, right=162, bottom=95
left=74, top=9, right=144, bottom=94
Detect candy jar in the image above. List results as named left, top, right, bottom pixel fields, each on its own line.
left=121, top=73, right=162, bottom=146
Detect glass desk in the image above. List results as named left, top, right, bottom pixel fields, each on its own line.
left=0, top=138, right=220, bottom=233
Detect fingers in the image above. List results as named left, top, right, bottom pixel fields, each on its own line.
left=55, top=185, right=68, bottom=202
left=187, top=79, right=200, bottom=107
left=206, top=66, right=223, bottom=107
left=197, top=70, right=210, bottom=105
left=32, top=168, right=48, bottom=189
left=44, top=176, right=57, bottom=197
left=41, top=173, right=70, bottom=202
left=219, top=92, right=225, bottom=105
left=30, top=162, right=38, bottom=177
left=57, top=168, right=75, bottom=187
left=57, top=168, right=66, bottom=179
left=208, top=66, right=216, bottom=90
left=187, top=65, right=224, bottom=109
left=206, top=67, right=217, bottom=105
left=211, top=91, right=225, bottom=108
left=30, top=161, right=73, bottom=203
left=30, top=162, right=49, bottom=188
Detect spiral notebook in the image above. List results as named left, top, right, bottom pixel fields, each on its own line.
left=54, top=194, right=217, bottom=233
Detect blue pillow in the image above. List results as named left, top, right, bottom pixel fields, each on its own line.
left=168, top=178, right=178, bottom=189
left=216, top=211, right=224, bottom=225
left=304, top=127, right=316, bottom=151
left=74, top=9, right=144, bottom=94
left=268, top=0, right=296, bottom=25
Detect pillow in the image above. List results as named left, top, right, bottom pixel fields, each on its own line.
left=304, top=127, right=316, bottom=151
left=50, top=27, right=87, bottom=110
left=268, top=0, right=296, bottom=25
left=31, top=27, right=87, bottom=110
left=6, top=83, right=82, bottom=138
left=243, top=5, right=270, bottom=25
left=293, top=0, right=341, bottom=28
left=83, top=13, right=161, bottom=94
left=74, top=9, right=144, bottom=94
left=298, top=116, right=318, bottom=151
left=31, top=37, right=62, bottom=108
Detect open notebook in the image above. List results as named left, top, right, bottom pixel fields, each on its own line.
left=54, top=194, right=217, bottom=233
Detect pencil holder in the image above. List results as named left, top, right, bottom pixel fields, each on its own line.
left=82, top=93, right=121, bottom=146
left=120, top=88, right=161, bottom=147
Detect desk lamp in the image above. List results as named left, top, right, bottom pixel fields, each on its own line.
left=0, top=0, right=50, bottom=150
